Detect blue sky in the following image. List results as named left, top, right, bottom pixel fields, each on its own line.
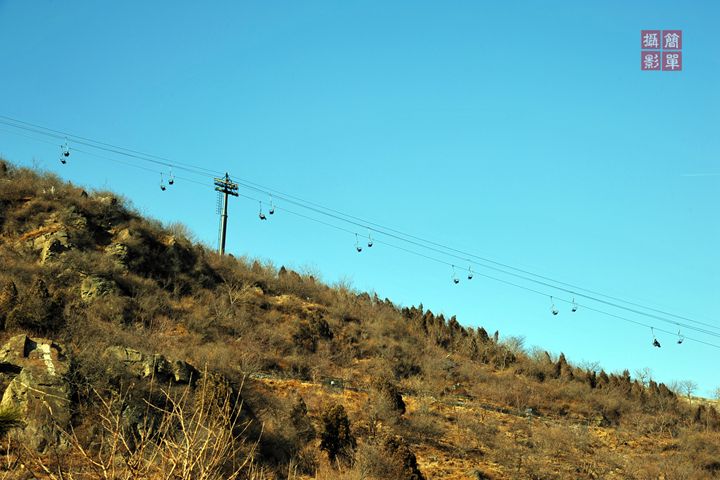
left=1, top=1, right=718, bottom=396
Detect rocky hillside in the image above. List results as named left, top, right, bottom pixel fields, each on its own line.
left=0, top=158, right=718, bottom=480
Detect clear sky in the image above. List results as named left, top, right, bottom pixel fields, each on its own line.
left=1, top=1, right=718, bottom=396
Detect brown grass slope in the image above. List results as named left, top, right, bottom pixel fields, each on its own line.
left=0, top=158, right=718, bottom=479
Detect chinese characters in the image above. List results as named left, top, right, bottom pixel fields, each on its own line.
left=641, top=30, right=682, bottom=71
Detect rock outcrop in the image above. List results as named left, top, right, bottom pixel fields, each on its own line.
left=0, top=335, right=73, bottom=452
left=102, top=346, right=255, bottom=430
left=80, top=275, right=118, bottom=302
left=38, top=229, right=73, bottom=264
left=105, top=242, right=129, bottom=270
left=104, top=346, right=199, bottom=384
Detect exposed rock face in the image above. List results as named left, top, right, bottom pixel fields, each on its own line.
left=63, top=206, right=88, bottom=229
left=44, top=206, right=87, bottom=231
left=592, top=413, right=609, bottom=427
left=24, top=228, right=74, bottom=265
left=80, top=275, right=118, bottom=302
left=114, top=228, right=132, bottom=242
left=98, top=196, right=117, bottom=206
left=0, top=335, right=73, bottom=452
left=104, top=346, right=198, bottom=384
left=25, top=206, right=87, bottom=264
left=172, top=359, right=197, bottom=383
left=40, top=234, right=71, bottom=264
left=105, top=242, right=129, bottom=270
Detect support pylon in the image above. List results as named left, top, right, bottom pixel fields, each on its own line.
left=214, top=173, right=238, bottom=255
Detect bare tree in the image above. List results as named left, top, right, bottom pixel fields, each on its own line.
left=333, top=274, right=356, bottom=295
left=712, top=386, right=720, bottom=401
left=299, top=262, right=323, bottom=281
left=500, top=335, right=527, bottom=356
left=579, top=359, right=601, bottom=374
left=528, top=345, right=546, bottom=363
left=679, top=380, right=699, bottom=402
left=25, top=375, right=260, bottom=479
left=634, top=367, right=653, bottom=387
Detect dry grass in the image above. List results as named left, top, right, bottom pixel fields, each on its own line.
left=0, top=159, right=718, bottom=480
left=14, top=374, right=261, bottom=480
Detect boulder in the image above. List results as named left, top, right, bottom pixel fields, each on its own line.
left=0, top=335, right=73, bottom=452
left=98, top=196, right=117, bottom=206
left=114, top=228, right=132, bottom=242
left=66, top=208, right=87, bottom=229
left=172, top=360, right=197, bottom=383
left=80, top=275, right=117, bottom=302
left=104, top=346, right=198, bottom=384
left=40, top=235, right=71, bottom=264
left=105, top=242, right=129, bottom=270
left=105, top=345, right=143, bottom=364
left=26, top=229, right=74, bottom=264
left=45, top=206, right=87, bottom=230
left=592, top=413, right=609, bottom=427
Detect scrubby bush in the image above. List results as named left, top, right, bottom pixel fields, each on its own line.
left=0, top=406, right=22, bottom=438
left=372, top=378, right=406, bottom=415
left=353, top=435, right=425, bottom=480
left=0, top=158, right=717, bottom=479
left=0, top=280, right=19, bottom=330
left=5, top=278, right=63, bottom=333
left=292, top=312, right=333, bottom=353
left=289, top=394, right=316, bottom=442
left=318, top=403, right=356, bottom=462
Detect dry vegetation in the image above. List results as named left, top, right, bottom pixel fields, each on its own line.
left=0, top=158, right=718, bottom=479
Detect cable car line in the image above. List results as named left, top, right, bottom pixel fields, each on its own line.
left=0, top=124, right=216, bottom=183
left=233, top=195, right=720, bottom=344
left=3, top=115, right=718, bottom=345
left=9, top=123, right=720, bottom=338
left=240, top=197, right=720, bottom=348
left=226, top=177, right=720, bottom=333
left=0, top=114, right=714, bottom=334
left=0, top=116, right=222, bottom=177
left=70, top=147, right=208, bottom=186
left=0, top=118, right=223, bottom=179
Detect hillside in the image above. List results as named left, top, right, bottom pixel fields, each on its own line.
left=0, top=158, right=718, bottom=480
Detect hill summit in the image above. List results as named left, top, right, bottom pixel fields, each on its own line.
left=0, top=158, right=718, bottom=479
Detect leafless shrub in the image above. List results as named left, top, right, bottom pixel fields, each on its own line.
left=353, top=441, right=405, bottom=479
left=165, top=221, right=197, bottom=243
left=578, top=359, right=602, bottom=374
left=33, top=374, right=260, bottom=480
left=353, top=435, right=425, bottom=480
left=401, top=397, right=443, bottom=444
left=499, top=335, right=526, bottom=356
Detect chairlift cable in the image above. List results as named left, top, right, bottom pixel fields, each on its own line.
left=15, top=138, right=720, bottom=338
left=0, top=117, right=223, bottom=179
left=0, top=116, right=222, bottom=175
left=3, top=115, right=717, bottom=341
left=227, top=178, right=719, bottom=332
left=237, top=195, right=720, bottom=348
left=0, top=115, right=713, bottom=332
